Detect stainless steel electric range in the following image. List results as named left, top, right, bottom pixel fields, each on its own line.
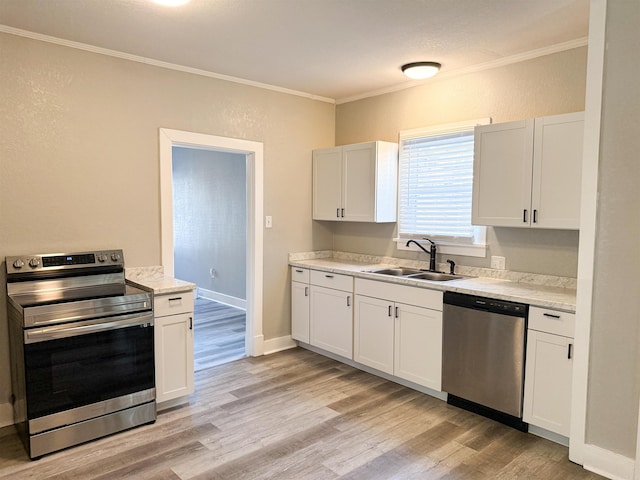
left=5, top=249, right=156, bottom=459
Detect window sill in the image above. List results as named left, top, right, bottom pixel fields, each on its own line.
left=395, top=238, right=487, bottom=258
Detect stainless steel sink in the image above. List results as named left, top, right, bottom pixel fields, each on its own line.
left=368, top=267, right=423, bottom=276
left=406, top=272, right=462, bottom=282
left=367, top=267, right=466, bottom=282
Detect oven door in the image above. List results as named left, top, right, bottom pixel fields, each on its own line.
left=23, top=312, right=154, bottom=421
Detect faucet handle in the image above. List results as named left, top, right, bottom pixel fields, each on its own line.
left=422, top=237, right=436, bottom=246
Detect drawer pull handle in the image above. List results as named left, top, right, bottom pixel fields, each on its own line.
left=543, top=313, right=561, bottom=319
left=568, top=343, right=573, bottom=359
left=295, top=269, right=303, bottom=273
left=169, top=297, right=183, bottom=302
left=325, top=274, right=334, bottom=278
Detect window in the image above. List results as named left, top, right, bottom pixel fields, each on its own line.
left=397, top=119, right=489, bottom=257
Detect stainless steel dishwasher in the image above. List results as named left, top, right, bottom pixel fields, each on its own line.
left=442, top=291, right=528, bottom=430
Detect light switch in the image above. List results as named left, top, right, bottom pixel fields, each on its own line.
left=265, top=216, right=273, bottom=228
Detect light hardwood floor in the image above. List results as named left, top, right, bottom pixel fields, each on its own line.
left=0, top=348, right=604, bottom=479
left=194, top=297, right=246, bottom=371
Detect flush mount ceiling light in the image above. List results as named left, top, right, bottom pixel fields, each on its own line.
left=401, top=62, right=442, bottom=80
left=153, top=0, right=191, bottom=6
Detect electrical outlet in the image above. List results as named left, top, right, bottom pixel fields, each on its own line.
left=265, top=216, right=273, bottom=228
left=491, top=256, right=506, bottom=270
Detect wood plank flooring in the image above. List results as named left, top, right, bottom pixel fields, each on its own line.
left=194, top=297, right=246, bottom=371
left=0, top=348, right=604, bottom=480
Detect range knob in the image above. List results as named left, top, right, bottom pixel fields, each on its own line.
left=29, top=258, right=40, bottom=268
left=97, top=254, right=108, bottom=263
left=110, top=252, right=121, bottom=262
left=12, top=259, right=25, bottom=269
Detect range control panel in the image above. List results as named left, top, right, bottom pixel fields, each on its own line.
left=6, top=249, right=124, bottom=275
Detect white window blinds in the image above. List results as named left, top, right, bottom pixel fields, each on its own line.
left=398, top=121, right=487, bottom=241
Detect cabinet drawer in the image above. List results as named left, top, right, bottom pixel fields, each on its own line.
left=155, top=290, right=195, bottom=317
left=529, top=306, right=575, bottom=337
left=310, top=270, right=353, bottom=292
left=355, top=278, right=443, bottom=311
left=291, top=266, right=310, bottom=283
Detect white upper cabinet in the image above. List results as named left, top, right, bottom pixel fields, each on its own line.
left=472, top=112, right=584, bottom=229
left=312, top=141, right=398, bottom=222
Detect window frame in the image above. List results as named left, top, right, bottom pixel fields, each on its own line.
left=395, top=118, right=491, bottom=258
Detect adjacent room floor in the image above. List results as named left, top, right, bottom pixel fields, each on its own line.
left=193, top=297, right=246, bottom=371
left=0, top=348, right=604, bottom=479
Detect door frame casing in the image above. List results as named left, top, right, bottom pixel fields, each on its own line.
left=159, top=128, right=264, bottom=356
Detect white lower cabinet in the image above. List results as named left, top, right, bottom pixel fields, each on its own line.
left=291, top=267, right=310, bottom=343
left=354, top=278, right=443, bottom=391
left=309, top=271, right=353, bottom=359
left=394, top=303, right=442, bottom=391
left=523, top=307, right=575, bottom=437
left=354, top=295, right=394, bottom=374
left=154, top=290, right=195, bottom=404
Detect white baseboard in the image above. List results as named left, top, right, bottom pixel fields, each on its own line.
left=582, top=444, right=635, bottom=480
left=0, top=402, right=13, bottom=428
left=263, top=335, right=297, bottom=355
left=197, top=287, right=246, bottom=310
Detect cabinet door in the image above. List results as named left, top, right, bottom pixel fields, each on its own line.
left=472, top=119, right=535, bottom=227
left=310, top=285, right=353, bottom=359
left=531, top=112, right=584, bottom=229
left=354, top=295, right=394, bottom=374
left=342, top=143, right=376, bottom=222
left=291, top=280, right=310, bottom=343
left=394, top=303, right=443, bottom=391
left=155, top=312, right=194, bottom=403
left=312, top=147, right=343, bottom=220
left=523, top=330, right=573, bottom=436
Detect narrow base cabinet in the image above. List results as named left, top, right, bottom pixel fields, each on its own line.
left=154, top=290, right=195, bottom=404
left=354, top=278, right=443, bottom=391
left=523, top=307, right=575, bottom=437
left=309, top=270, right=354, bottom=359
left=291, top=267, right=310, bottom=343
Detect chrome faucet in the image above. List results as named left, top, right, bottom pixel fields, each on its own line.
left=405, top=238, right=437, bottom=272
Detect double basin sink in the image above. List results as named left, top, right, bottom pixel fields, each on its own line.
left=367, top=267, right=465, bottom=282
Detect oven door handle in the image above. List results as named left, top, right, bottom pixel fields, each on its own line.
left=24, top=312, right=154, bottom=344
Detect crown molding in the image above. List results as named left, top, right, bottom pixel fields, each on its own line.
left=0, top=25, right=336, bottom=105
left=336, top=36, right=589, bottom=105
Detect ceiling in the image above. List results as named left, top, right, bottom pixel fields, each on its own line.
left=0, top=0, right=590, bottom=103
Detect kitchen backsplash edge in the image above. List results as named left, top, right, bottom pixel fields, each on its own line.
left=289, top=251, right=577, bottom=289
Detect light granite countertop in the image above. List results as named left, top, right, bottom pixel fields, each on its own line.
left=125, top=266, right=196, bottom=295
left=289, top=255, right=577, bottom=313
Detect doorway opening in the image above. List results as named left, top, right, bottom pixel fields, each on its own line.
left=172, top=146, right=247, bottom=370
left=159, top=128, right=264, bottom=361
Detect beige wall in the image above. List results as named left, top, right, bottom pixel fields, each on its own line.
left=334, top=47, right=587, bottom=277
left=586, top=0, right=640, bottom=458
left=0, top=32, right=334, bottom=426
